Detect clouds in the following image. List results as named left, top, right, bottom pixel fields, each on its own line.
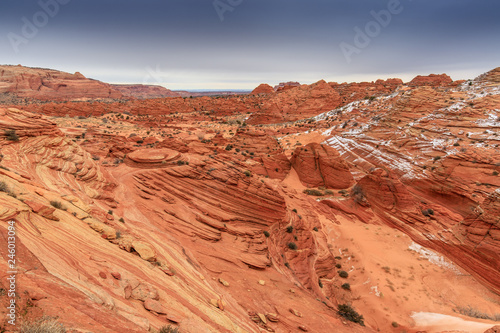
left=0, top=0, right=498, bottom=89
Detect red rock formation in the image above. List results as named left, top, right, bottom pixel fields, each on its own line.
left=0, top=65, right=122, bottom=100
left=408, top=73, right=453, bottom=86
left=1, top=66, right=500, bottom=332
left=250, top=83, right=275, bottom=95
left=111, top=84, right=182, bottom=99
left=291, top=143, right=354, bottom=189
left=274, top=81, right=301, bottom=92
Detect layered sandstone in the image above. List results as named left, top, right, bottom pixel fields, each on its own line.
left=0, top=65, right=122, bottom=100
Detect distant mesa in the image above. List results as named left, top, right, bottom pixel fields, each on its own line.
left=408, top=73, right=453, bottom=87
left=0, top=65, right=122, bottom=100
left=111, top=84, right=182, bottom=99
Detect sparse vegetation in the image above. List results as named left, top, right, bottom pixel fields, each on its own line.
left=351, top=184, right=365, bottom=204
left=20, top=316, right=66, bottom=333
left=338, top=270, right=349, bottom=278
left=119, top=217, right=125, bottom=223
left=0, top=181, right=9, bottom=193
left=421, top=208, right=434, bottom=217
left=454, top=306, right=500, bottom=321
left=286, top=225, right=294, bottom=233
left=341, top=283, right=351, bottom=291
left=263, top=230, right=270, bottom=237
left=159, top=325, right=179, bottom=333
left=50, top=201, right=64, bottom=210
left=287, top=242, right=298, bottom=250
left=243, top=170, right=251, bottom=177
left=337, top=304, right=364, bottom=326
left=303, top=189, right=323, bottom=196
left=5, top=129, right=20, bottom=142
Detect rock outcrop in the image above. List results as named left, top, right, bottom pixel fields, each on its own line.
left=0, top=65, right=122, bottom=100
left=291, top=143, right=354, bottom=189
left=111, top=84, right=182, bottom=99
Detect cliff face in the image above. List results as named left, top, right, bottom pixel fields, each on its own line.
left=0, top=65, right=123, bottom=100
left=1, top=67, right=500, bottom=333
left=111, top=84, right=182, bottom=99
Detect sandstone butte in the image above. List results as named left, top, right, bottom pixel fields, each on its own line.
left=0, top=65, right=499, bottom=333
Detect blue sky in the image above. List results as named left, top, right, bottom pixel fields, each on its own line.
left=1, top=0, right=499, bottom=89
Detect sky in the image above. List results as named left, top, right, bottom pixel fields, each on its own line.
left=1, top=0, right=499, bottom=90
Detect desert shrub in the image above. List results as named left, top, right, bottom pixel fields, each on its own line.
left=392, top=321, right=399, bottom=327
left=493, top=170, right=499, bottom=176
left=286, top=226, right=294, bottom=233
left=159, top=325, right=179, bottom=333
left=341, top=283, right=351, bottom=291
left=50, top=201, right=64, bottom=210
left=433, top=156, right=441, bottom=161
left=313, top=227, right=318, bottom=232
left=243, top=170, right=251, bottom=177
left=303, top=189, right=323, bottom=196
left=176, top=160, right=186, bottom=165
left=454, top=306, right=500, bottom=321
left=338, top=304, right=364, bottom=326
left=421, top=208, right=434, bottom=217
left=292, top=208, right=297, bottom=213
left=0, top=181, right=8, bottom=193
left=5, top=129, right=20, bottom=142
left=119, top=217, right=125, bottom=223
left=20, top=316, right=66, bottom=333
left=338, top=270, right=349, bottom=278
left=335, top=263, right=341, bottom=269
left=225, top=144, right=233, bottom=151
left=263, top=231, right=270, bottom=237
left=351, top=184, right=365, bottom=204
left=287, top=242, right=297, bottom=250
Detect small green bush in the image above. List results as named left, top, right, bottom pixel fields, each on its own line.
left=243, top=170, right=251, bottom=177
left=287, top=242, right=297, bottom=250
left=263, top=231, right=270, bottom=237
left=341, top=283, right=351, bottom=291
left=50, top=201, right=64, bottom=210
left=421, top=208, right=434, bottom=217
left=0, top=181, right=9, bottom=193
left=286, top=226, right=294, bottom=233
left=5, top=129, right=20, bottom=142
left=337, top=304, right=364, bottom=326
left=159, top=325, right=179, bottom=333
left=338, top=270, right=349, bottom=278
left=303, top=189, right=323, bottom=196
